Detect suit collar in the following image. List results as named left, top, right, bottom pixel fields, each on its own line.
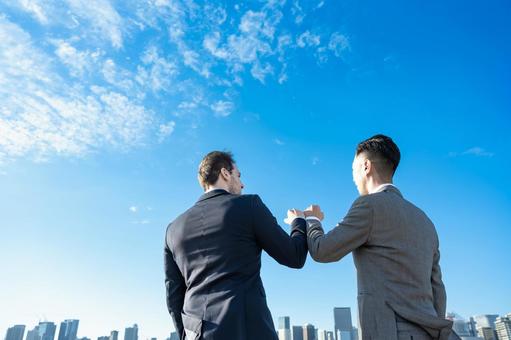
left=197, top=189, right=230, bottom=202
left=373, top=183, right=403, bottom=198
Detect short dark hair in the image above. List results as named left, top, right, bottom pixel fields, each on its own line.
left=356, top=134, right=400, bottom=177
left=198, top=151, right=235, bottom=189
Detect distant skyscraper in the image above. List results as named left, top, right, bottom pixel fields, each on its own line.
left=97, top=336, right=109, bottom=340
left=477, top=327, right=497, bottom=340
left=292, top=326, right=304, bottom=340
left=278, top=317, right=291, bottom=340
left=26, top=326, right=40, bottom=340
left=453, top=318, right=471, bottom=337
left=468, top=317, right=478, bottom=336
left=123, top=325, right=138, bottom=340
left=317, top=329, right=327, bottom=340
left=58, top=320, right=79, bottom=340
left=333, top=307, right=353, bottom=340
left=474, top=315, right=499, bottom=330
left=303, top=324, right=316, bottom=340
left=351, top=327, right=358, bottom=340
left=109, top=331, right=118, bottom=340
left=325, top=332, right=334, bottom=340
left=38, top=322, right=56, bottom=340
left=5, top=325, right=26, bottom=340
left=495, top=315, right=511, bottom=340
left=168, top=333, right=178, bottom=340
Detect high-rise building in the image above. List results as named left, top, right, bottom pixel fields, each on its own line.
left=317, top=329, right=327, bottom=340
left=26, top=326, right=40, bottom=340
left=109, top=331, right=118, bottom=340
left=5, top=325, right=26, bottom=340
left=278, top=317, right=291, bottom=340
left=303, top=324, right=316, bottom=340
left=351, top=327, right=358, bottom=340
left=292, top=326, right=304, bottom=340
left=495, top=315, right=511, bottom=340
left=333, top=308, right=353, bottom=340
left=97, top=336, right=109, bottom=340
left=58, top=320, right=79, bottom=340
left=453, top=318, right=471, bottom=337
left=474, top=315, right=499, bottom=330
left=477, top=327, right=497, bottom=340
left=168, top=333, right=178, bottom=340
left=124, top=325, right=138, bottom=340
left=38, top=322, right=56, bottom=340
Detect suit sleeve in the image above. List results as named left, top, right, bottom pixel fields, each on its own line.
left=251, top=195, right=308, bottom=269
left=307, top=196, right=373, bottom=263
left=431, top=238, right=447, bottom=318
left=164, top=226, right=186, bottom=337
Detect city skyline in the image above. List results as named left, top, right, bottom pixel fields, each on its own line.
left=5, top=309, right=511, bottom=340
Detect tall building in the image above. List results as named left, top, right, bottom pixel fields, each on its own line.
left=326, top=332, right=334, bottom=340
left=278, top=317, right=291, bottom=340
left=474, top=315, right=499, bottom=330
left=495, top=315, right=511, bottom=340
left=468, top=317, right=478, bottom=336
left=38, top=322, right=57, bottom=340
left=123, top=325, right=138, bottom=340
left=351, top=327, right=358, bottom=340
left=292, top=326, right=304, bottom=340
left=477, top=327, right=497, bottom=340
left=317, top=329, right=327, bottom=340
left=109, top=331, right=118, bottom=340
left=26, top=326, right=40, bottom=340
left=453, top=318, right=471, bottom=337
left=333, top=308, right=353, bottom=340
left=5, top=325, right=26, bottom=340
left=168, top=334, right=178, bottom=340
left=97, top=337, right=109, bottom=340
left=58, top=320, right=79, bottom=340
left=303, top=324, right=316, bottom=340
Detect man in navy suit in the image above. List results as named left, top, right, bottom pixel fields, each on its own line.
left=164, top=151, right=308, bottom=340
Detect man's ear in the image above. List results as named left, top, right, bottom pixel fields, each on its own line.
left=220, top=167, right=230, bottom=180
left=364, top=159, right=371, bottom=174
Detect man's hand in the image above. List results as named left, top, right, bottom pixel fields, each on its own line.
left=304, top=204, right=324, bottom=221
left=283, top=208, right=305, bottom=225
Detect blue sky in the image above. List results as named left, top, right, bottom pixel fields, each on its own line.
left=1, top=0, right=510, bottom=338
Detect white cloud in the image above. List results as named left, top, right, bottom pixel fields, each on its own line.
left=251, top=62, right=273, bottom=83
left=449, top=147, right=495, bottom=158
left=211, top=100, right=234, bottom=117
left=129, top=206, right=138, bottom=212
left=18, top=0, right=49, bottom=24
left=52, top=40, right=96, bottom=77
left=274, top=138, right=284, bottom=145
left=66, top=0, right=124, bottom=48
left=0, top=17, right=154, bottom=162
left=297, top=31, right=321, bottom=48
left=328, top=32, right=350, bottom=57
left=158, top=121, right=175, bottom=142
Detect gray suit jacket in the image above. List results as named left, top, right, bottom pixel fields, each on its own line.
left=307, top=185, right=452, bottom=340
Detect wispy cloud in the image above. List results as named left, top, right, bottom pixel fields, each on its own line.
left=129, top=206, right=138, bottom=213
left=274, top=138, right=285, bottom=146
left=0, top=0, right=351, bottom=163
left=449, top=147, right=495, bottom=158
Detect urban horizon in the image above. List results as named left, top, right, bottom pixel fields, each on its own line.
left=4, top=308, right=511, bottom=340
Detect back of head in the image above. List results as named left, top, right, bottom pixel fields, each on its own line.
left=198, top=151, right=235, bottom=190
left=356, top=134, right=401, bottom=179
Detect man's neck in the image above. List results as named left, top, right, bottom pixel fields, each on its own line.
left=366, top=177, right=393, bottom=194
left=205, top=184, right=229, bottom=193
left=368, top=181, right=394, bottom=194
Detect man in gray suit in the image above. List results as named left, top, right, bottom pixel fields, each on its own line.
left=288, top=135, right=452, bottom=340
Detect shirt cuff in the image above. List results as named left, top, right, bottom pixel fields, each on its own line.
left=305, top=216, right=321, bottom=222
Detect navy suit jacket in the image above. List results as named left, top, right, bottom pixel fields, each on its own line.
left=164, top=189, right=308, bottom=340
